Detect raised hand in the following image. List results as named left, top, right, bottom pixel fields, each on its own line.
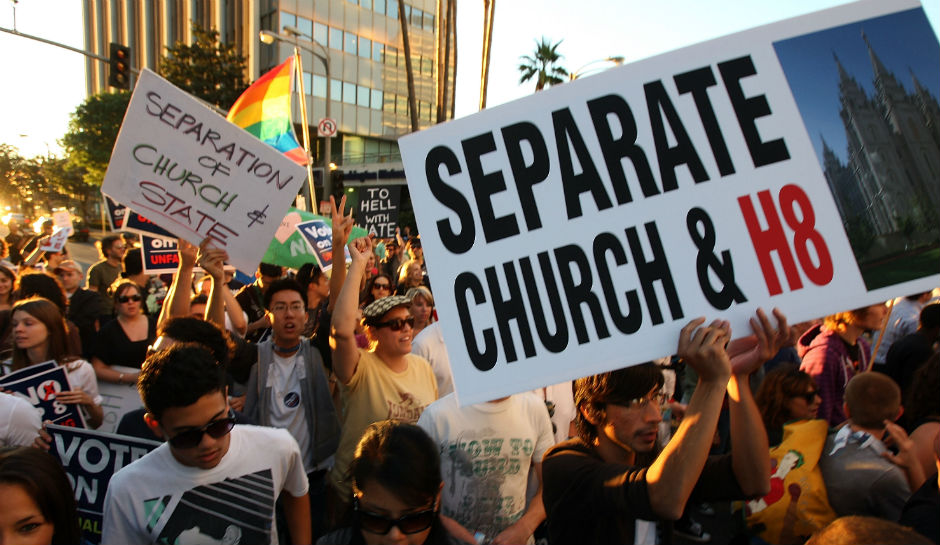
left=727, top=308, right=789, bottom=376
left=177, top=238, right=199, bottom=268
left=677, top=317, right=732, bottom=384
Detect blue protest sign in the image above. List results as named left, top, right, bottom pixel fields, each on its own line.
left=141, top=235, right=179, bottom=274
left=48, top=424, right=160, bottom=544
left=103, top=194, right=127, bottom=230
left=296, top=219, right=334, bottom=271
left=0, top=363, right=86, bottom=428
left=122, top=210, right=175, bottom=238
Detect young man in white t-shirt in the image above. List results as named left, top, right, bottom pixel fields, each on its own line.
left=244, top=278, right=341, bottom=539
left=102, top=343, right=311, bottom=545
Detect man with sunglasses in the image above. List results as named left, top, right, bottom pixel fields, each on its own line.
left=542, top=310, right=787, bottom=544
left=102, top=343, right=311, bottom=545
left=330, top=234, right=438, bottom=520
left=244, top=278, right=341, bottom=539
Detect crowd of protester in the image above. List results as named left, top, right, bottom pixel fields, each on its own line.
left=0, top=202, right=938, bottom=545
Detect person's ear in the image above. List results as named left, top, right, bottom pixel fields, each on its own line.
left=143, top=412, right=165, bottom=439
left=895, top=406, right=904, bottom=422
left=842, top=403, right=851, bottom=420
left=579, top=403, right=605, bottom=426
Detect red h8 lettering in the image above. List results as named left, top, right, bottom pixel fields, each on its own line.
left=737, top=184, right=833, bottom=295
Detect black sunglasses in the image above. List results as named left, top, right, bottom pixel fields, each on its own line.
left=167, top=412, right=236, bottom=449
left=353, top=497, right=436, bottom=535
left=118, top=294, right=143, bottom=303
left=374, top=316, right=415, bottom=331
left=373, top=283, right=391, bottom=291
left=793, top=390, right=818, bottom=403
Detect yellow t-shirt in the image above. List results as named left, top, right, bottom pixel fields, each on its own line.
left=328, top=349, right=438, bottom=498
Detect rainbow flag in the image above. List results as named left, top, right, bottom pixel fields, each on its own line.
left=227, top=57, right=308, bottom=165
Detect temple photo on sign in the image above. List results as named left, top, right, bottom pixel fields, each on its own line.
left=773, top=7, right=940, bottom=291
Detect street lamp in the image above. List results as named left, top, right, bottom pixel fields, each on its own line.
left=570, top=56, right=625, bottom=80
left=260, top=26, right=333, bottom=210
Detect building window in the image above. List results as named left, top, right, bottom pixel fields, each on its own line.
left=411, top=7, right=422, bottom=29
left=359, top=37, right=371, bottom=59
left=422, top=56, right=432, bottom=76
left=384, top=92, right=396, bottom=113
left=296, top=16, right=312, bottom=38
left=387, top=0, right=398, bottom=19
left=345, top=0, right=359, bottom=5
left=371, top=89, right=383, bottom=110
left=331, top=78, right=343, bottom=102
left=330, top=27, right=343, bottom=50
left=280, top=11, right=296, bottom=30
left=424, top=11, right=434, bottom=30
left=396, top=94, right=408, bottom=114
left=361, top=0, right=372, bottom=9
left=374, top=0, right=386, bottom=15
left=302, top=71, right=312, bottom=94
left=343, top=81, right=357, bottom=104
left=358, top=85, right=371, bottom=107
left=373, top=41, right=384, bottom=63
left=313, top=75, right=328, bottom=98
left=314, top=22, right=328, bottom=46
left=385, top=46, right=397, bottom=67
left=344, top=31, right=358, bottom=55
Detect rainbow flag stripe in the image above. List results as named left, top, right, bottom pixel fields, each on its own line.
left=227, top=57, right=307, bottom=165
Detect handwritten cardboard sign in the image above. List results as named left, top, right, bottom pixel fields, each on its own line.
left=101, top=69, right=307, bottom=272
left=398, top=0, right=940, bottom=404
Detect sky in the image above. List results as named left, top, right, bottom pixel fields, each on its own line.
left=773, top=7, right=940, bottom=164
left=1, top=0, right=938, bottom=159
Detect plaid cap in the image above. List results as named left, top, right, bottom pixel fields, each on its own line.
left=362, top=295, right=411, bottom=321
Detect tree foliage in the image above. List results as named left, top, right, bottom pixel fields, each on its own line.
left=61, top=91, right=131, bottom=186
left=518, top=37, right=568, bottom=92
left=159, top=23, right=249, bottom=109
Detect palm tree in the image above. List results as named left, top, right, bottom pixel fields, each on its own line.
left=518, top=37, right=569, bottom=92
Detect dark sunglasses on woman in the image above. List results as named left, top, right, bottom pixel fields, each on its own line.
left=374, top=316, right=415, bottom=331
left=794, top=390, right=818, bottom=403
left=118, top=294, right=143, bottom=303
left=353, top=497, right=436, bottom=534
left=167, top=412, right=236, bottom=449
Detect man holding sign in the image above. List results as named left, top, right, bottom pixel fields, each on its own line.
left=542, top=309, right=786, bottom=543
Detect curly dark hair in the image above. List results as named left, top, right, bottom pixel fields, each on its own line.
left=16, top=271, right=67, bottom=313
left=138, top=342, right=227, bottom=420
left=905, top=351, right=940, bottom=427
left=349, top=420, right=441, bottom=508
left=574, top=363, right=664, bottom=443
left=0, top=446, right=82, bottom=545
left=755, top=365, right=818, bottom=434
left=159, top=317, right=234, bottom=368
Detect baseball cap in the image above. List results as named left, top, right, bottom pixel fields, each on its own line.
left=53, top=260, right=83, bottom=276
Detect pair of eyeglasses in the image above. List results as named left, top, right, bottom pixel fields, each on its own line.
left=374, top=316, right=415, bottom=331
left=167, top=412, right=236, bottom=449
left=608, top=390, right=668, bottom=410
left=373, top=283, right=391, bottom=292
left=353, top=497, right=436, bottom=535
left=118, top=294, right=142, bottom=303
left=270, top=302, right=305, bottom=313
left=793, top=390, right=818, bottom=403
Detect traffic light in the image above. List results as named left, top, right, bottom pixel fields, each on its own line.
left=108, top=43, right=131, bottom=90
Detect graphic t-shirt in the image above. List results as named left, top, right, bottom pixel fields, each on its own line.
left=417, top=393, right=554, bottom=538
left=102, top=425, right=307, bottom=545
left=267, top=351, right=313, bottom=472
left=328, top=349, right=438, bottom=498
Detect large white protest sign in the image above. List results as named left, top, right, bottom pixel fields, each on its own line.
left=101, top=69, right=307, bottom=272
left=398, top=0, right=940, bottom=405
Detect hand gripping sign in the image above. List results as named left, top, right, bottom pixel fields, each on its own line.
left=398, top=0, right=940, bottom=404
left=101, top=69, right=307, bottom=273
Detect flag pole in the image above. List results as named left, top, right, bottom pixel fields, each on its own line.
left=292, top=48, right=317, bottom=212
